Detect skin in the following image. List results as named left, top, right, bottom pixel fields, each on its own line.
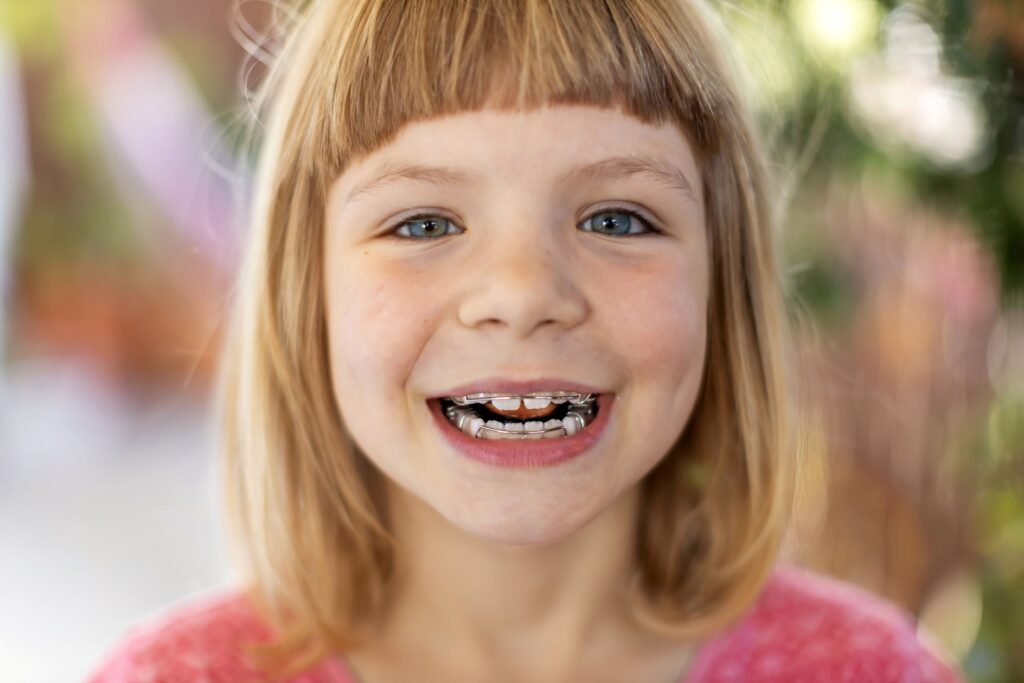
left=324, top=105, right=710, bottom=683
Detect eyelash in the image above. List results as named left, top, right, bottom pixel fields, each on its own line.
left=387, top=206, right=663, bottom=240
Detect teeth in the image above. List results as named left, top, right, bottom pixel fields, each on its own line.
left=563, top=415, right=579, bottom=436
left=480, top=420, right=505, bottom=440
left=489, top=397, right=521, bottom=411
left=462, top=417, right=484, bottom=438
left=443, top=399, right=598, bottom=440
left=523, top=397, right=552, bottom=410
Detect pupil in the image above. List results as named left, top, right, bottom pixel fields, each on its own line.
left=412, top=218, right=446, bottom=237
left=596, top=212, right=629, bottom=235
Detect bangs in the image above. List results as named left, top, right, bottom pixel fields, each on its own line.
left=311, top=0, right=727, bottom=168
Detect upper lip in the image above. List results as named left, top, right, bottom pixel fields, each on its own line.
left=429, top=377, right=611, bottom=399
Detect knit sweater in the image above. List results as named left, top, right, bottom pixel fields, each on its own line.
left=88, top=564, right=965, bottom=682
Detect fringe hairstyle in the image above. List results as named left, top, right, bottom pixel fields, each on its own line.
left=220, top=0, right=799, bottom=675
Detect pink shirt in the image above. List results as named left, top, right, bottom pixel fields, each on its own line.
left=89, top=564, right=965, bottom=682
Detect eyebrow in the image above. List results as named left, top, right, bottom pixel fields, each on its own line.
left=343, top=161, right=474, bottom=205
left=342, top=155, right=698, bottom=206
left=566, top=156, right=697, bottom=204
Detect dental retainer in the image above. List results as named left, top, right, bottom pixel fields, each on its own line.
left=444, top=393, right=597, bottom=439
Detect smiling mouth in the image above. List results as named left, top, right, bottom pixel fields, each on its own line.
left=438, top=391, right=599, bottom=439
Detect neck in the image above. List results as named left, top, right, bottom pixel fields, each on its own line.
left=373, top=483, right=645, bottom=678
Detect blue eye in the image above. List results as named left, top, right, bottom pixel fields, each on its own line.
left=578, top=208, right=657, bottom=237
left=389, top=207, right=659, bottom=240
left=392, top=214, right=462, bottom=239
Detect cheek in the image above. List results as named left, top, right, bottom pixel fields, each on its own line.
left=596, top=257, right=708, bottom=376
left=325, top=260, right=444, bottom=397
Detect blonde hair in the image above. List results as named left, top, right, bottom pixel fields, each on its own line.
left=220, top=0, right=798, bottom=675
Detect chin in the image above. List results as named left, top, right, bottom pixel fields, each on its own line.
left=437, top=494, right=600, bottom=547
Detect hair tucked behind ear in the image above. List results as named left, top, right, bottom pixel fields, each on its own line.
left=219, top=0, right=801, bottom=675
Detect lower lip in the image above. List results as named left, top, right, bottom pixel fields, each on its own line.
left=428, top=394, right=615, bottom=468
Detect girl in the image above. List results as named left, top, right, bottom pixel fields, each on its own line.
left=91, top=0, right=965, bottom=681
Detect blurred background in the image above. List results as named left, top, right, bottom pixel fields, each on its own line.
left=0, top=0, right=1020, bottom=680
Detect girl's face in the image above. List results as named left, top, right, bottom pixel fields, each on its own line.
left=325, top=105, right=708, bottom=544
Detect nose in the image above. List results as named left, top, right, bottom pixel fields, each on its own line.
left=457, top=228, right=589, bottom=339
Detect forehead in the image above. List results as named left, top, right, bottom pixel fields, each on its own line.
left=332, top=105, right=702, bottom=206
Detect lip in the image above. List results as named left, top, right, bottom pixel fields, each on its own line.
left=429, top=377, right=610, bottom=398
left=428, top=393, right=615, bottom=468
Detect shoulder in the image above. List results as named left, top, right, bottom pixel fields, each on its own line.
left=693, top=563, right=966, bottom=683
left=86, top=588, right=345, bottom=683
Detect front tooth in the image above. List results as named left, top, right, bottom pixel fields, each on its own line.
left=504, top=422, right=525, bottom=432
left=523, top=397, right=552, bottom=410
left=524, top=421, right=544, bottom=431
left=490, top=397, right=521, bottom=411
